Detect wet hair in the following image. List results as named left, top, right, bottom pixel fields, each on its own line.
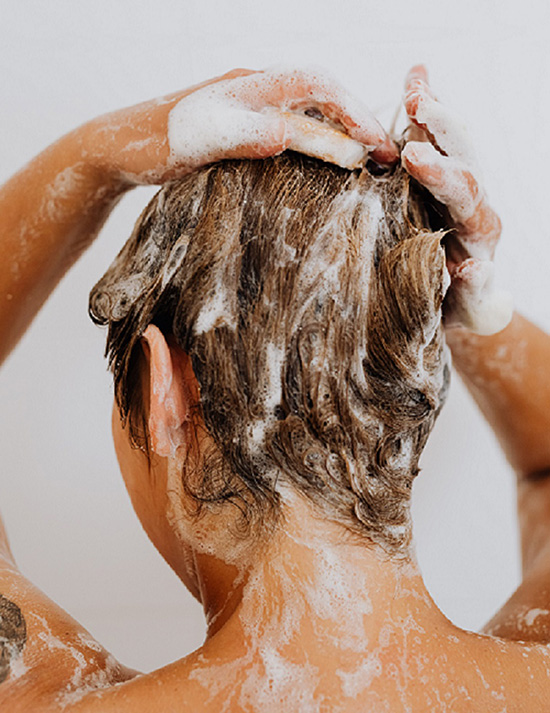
left=89, top=152, right=450, bottom=553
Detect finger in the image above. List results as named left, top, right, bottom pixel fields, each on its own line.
left=402, top=141, right=480, bottom=223
left=370, top=135, right=400, bottom=165
left=405, top=64, right=429, bottom=90
left=316, top=89, right=399, bottom=163
left=280, top=111, right=370, bottom=169
left=459, top=199, right=502, bottom=259
left=403, top=66, right=437, bottom=148
left=404, top=87, right=476, bottom=163
left=405, top=64, right=428, bottom=86
left=232, top=68, right=399, bottom=163
left=220, top=68, right=256, bottom=80
left=402, top=141, right=500, bottom=258
left=404, top=65, right=436, bottom=110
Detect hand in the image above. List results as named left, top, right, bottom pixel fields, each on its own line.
left=401, top=65, right=512, bottom=335
left=84, top=67, right=398, bottom=186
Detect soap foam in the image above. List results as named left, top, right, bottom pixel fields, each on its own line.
left=31, top=614, right=122, bottom=709
left=447, top=258, right=513, bottom=335
left=194, top=279, right=234, bottom=335
left=414, top=93, right=477, bottom=166
left=277, top=111, right=369, bottom=169
left=168, top=67, right=383, bottom=171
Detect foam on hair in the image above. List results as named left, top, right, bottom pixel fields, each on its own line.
left=90, top=153, right=450, bottom=553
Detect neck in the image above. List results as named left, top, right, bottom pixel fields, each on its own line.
left=194, top=493, right=446, bottom=651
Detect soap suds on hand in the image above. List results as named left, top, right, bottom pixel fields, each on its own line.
left=168, top=67, right=384, bottom=170
left=445, top=258, right=513, bottom=336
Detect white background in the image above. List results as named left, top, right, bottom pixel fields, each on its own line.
left=0, top=0, right=549, bottom=673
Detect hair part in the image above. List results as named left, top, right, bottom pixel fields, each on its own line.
left=90, top=153, right=450, bottom=554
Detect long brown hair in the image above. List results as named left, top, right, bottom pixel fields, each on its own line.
left=90, top=153, right=449, bottom=552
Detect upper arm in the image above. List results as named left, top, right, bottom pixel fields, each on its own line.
left=0, top=543, right=136, bottom=712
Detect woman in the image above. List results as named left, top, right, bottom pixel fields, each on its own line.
left=0, top=65, right=547, bottom=711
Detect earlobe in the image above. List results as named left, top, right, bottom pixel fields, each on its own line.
left=141, top=325, right=193, bottom=457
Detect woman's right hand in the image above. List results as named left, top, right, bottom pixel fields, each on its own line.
left=83, top=67, right=398, bottom=187
left=401, top=65, right=512, bottom=335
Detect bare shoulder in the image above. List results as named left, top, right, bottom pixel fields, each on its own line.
left=4, top=571, right=550, bottom=713
left=61, top=624, right=254, bottom=713
left=0, top=557, right=135, bottom=713
left=64, top=629, right=550, bottom=713
left=61, top=650, right=220, bottom=713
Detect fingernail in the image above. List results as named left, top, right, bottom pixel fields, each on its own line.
left=371, top=136, right=400, bottom=165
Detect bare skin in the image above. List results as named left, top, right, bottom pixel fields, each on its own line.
left=447, top=317, right=550, bottom=643
left=1, top=65, right=550, bottom=712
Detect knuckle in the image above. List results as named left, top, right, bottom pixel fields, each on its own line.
left=404, top=91, right=423, bottom=116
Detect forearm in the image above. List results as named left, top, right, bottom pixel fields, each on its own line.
left=446, top=313, right=550, bottom=478
left=445, top=314, right=550, bottom=615
left=0, top=127, right=128, bottom=365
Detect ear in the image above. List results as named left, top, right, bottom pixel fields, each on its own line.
left=141, top=325, right=196, bottom=457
